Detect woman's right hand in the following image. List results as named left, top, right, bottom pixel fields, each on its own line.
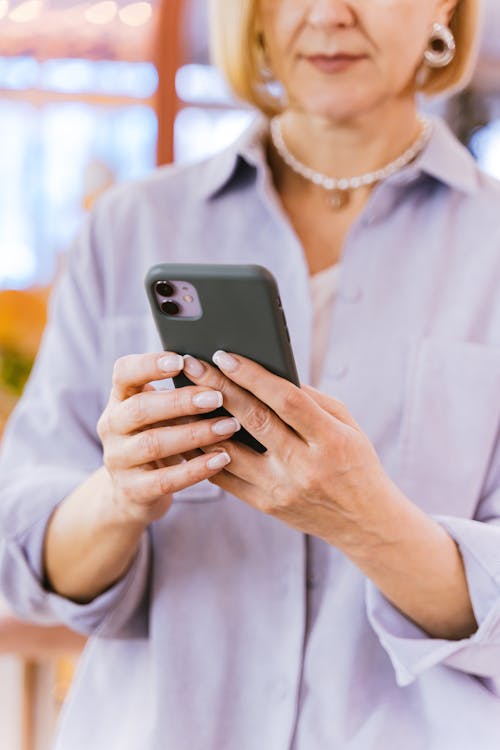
left=97, top=351, right=240, bottom=527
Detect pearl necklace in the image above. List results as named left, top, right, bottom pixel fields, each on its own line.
left=270, top=116, right=433, bottom=210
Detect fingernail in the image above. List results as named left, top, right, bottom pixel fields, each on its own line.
left=207, top=452, right=231, bottom=470
left=183, top=355, right=205, bottom=377
left=213, top=350, right=239, bottom=373
left=192, top=390, right=223, bottom=409
left=212, top=417, right=240, bottom=436
left=158, top=353, right=184, bottom=372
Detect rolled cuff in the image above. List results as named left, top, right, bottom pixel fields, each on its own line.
left=1, top=505, right=150, bottom=639
left=365, top=515, right=500, bottom=687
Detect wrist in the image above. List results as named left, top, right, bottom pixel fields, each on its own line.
left=331, top=475, right=426, bottom=565
left=95, top=467, right=148, bottom=538
left=44, top=467, right=146, bottom=602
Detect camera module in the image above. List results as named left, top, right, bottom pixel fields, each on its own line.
left=156, top=281, right=175, bottom=297
left=161, top=300, right=181, bottom=316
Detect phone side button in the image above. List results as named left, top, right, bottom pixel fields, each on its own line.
left=281, top=311, right=291, bottom=341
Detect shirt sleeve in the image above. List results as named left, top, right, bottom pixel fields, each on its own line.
left=0, top=207, right=150, bottom=638
left=365, top=443, right=500, bottom=687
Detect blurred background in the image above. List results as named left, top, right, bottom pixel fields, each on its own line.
left=0, top=1, right=500, bottom=747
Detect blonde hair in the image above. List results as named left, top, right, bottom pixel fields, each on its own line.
left=209, top=0, right=481, bottom=115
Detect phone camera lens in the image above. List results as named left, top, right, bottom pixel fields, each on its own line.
left=161, top=300, right=180, bottom=316
left=156, top=281, right=175, bottom=297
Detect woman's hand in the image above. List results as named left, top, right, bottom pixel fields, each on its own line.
left=179, top=350, right=389, bottom=550
left=181, top=351, right=477, bottom=640
left=44, top=350, right=240, bottom=602
left=96, top=351, right=240, bottom=527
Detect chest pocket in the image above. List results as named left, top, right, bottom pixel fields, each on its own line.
left=397, top=337, right=500, bottom=517
left=100, top=315, right=223, bottom=504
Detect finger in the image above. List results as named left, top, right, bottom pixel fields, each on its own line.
left=301, top=385, right=360, bottom=429
left=124, top=451, right=232, bottom=505
left=181, top=448, right=203, bottom=462
left=111, top=352, right=185, bottom=401
left=108, top=386, right=225, bottom=435
left=209, top=469, right=265, bottom=510
left=199, top=436, right=263, bottom=481
left=210, top=351, right=329, bottom=441
left=183, top=355, right=296, bottom=453
left=109, top=416, right=241, bottom=469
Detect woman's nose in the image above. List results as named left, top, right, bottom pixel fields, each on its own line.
left=306, top=0, right=355, bottom=29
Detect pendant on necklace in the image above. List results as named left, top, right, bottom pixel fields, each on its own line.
left=328, top=189, right=350, bottom=210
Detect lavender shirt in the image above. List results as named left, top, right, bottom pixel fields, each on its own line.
left=1, top=117, right=500, bottom=749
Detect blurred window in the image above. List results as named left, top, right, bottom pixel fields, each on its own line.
left=173, top=0, right=253, bottom=166
left=174, top=62, right=253, bottom=164
left=0, top=57, right=157, bottom=290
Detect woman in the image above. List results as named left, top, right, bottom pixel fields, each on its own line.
left=1, top=0, right=499, bottom=747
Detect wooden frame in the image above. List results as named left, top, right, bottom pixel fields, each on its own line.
left=155, top=0, right=186, bottom=165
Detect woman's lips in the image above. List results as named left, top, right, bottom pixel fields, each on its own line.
left=306, top=54, right=366, bottom=73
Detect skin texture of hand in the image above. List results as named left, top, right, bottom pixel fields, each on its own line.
left=96, top=351, right=240, bottom=526
left=44, top=351, right=240, bottom=602
left=181, top=350, right=478, bottom=641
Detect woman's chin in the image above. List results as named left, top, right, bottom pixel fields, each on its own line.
left=293, top=97, right=384, bottom=125
left=289, top=82, right=412, bottom=125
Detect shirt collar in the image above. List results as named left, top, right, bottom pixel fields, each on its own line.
left=388, top=116, right=479, bottom=195
left=195, top=116, right=268, bottom=201
left=196, top=113, right=479, bottom=201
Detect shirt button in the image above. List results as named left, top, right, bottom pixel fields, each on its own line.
left=364, top=214, right=377, bottom=226
left=338, top=287, right=363, bottom=304
left=331, top=364, right=349, bottom=381
left=306, top=574, right=316, bottom=589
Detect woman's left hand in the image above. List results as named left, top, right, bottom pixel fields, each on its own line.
left=181, top=350, right=395, bottom=553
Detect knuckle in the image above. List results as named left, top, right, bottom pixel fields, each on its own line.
left=156, top=471, right=174, bottom=497
left=269, top=480, right=291, bottom=509
left=102, top=443, right=117, bottom=470
left=302, top=468, right=322, bottom=494
left=138, top=429, right=163, bottom=462
left=205, top=368, right=229, bottom=395
left=245, top=404, right=273, bottom=434
left=171, top=387, right=190, bottom=414
left=105, top=437, right=131, bottom=471
left=96, top=410, right=110, bottom=439
left=125, top=393, right=146, bottom=427
left=333, top=399, right=350, bottom=421
left=330, top=429, right=350, bottom=458
left=280, top=386, right=302, bottom=412
left=184, top=460, right=205, bottom=486
left=111, top=356, right=128, bottom=389
left=186, top=421, right=201, bottom=447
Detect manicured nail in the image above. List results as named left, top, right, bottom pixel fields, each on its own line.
left=212, top=417, right=240, bottom=436
left=158, top=353, right=184, bottom=372
left=183, top=355, right=205, bottom=377
left=213, top=350, right=239, bottom=372
left=192, top=390, right=223, bottom=409
left=207, top=452, right=231, bottom=470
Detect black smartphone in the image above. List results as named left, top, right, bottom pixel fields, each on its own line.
left=145, top=263, right=299, bottom=453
